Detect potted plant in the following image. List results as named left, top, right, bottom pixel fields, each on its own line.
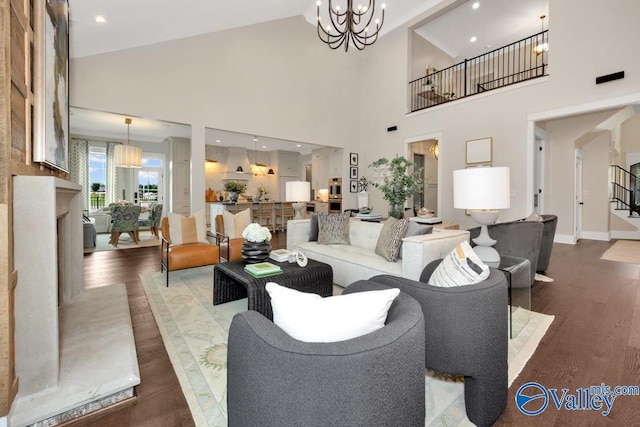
left=223, top=181, right=246, bottom=202
left=369, top=155, right=423, bottom=219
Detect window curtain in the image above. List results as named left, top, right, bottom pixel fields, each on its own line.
left=106, top=142, right=125, bottom=204
left=69, top=138, right=90, bottom=211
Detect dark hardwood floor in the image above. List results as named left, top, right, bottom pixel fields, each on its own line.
left=75, top=235, right=640, bottom=426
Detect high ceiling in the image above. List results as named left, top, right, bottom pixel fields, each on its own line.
left=69, top=0, right=548, bottom=151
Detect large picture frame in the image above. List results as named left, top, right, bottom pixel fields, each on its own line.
left=33, top=0, right=70, bottom=172
left=465, top=137, right=492, bottom=165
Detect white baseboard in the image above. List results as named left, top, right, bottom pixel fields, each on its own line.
left=580, top=231, right=611, bottom=241
left=554, top=234, right=576, bottom=245
left=610, top=230, right=640, bottom=240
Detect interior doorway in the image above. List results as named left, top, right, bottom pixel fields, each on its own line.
left=407, top=138, right=438, bottom=215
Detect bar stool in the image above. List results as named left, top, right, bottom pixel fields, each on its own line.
left=254, top=202, right=275, bottom=232
left=277, top=202, right=295, bottom=231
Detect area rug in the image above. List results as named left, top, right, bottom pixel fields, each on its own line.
left=140, top=266, right=554, bottom=427
left=600, top=239, right=640, bottom=264
left=84, top=231, right=161, bottom=253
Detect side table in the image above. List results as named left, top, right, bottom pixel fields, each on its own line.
left=497, top=255, right=531, bottom=338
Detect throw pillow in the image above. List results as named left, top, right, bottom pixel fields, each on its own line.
left=398, top=221, right=433, bottom=259
left=308, top=213, right=319, bottom=242
left=375, top=217, right=410, bottom=262
left=222, top=208, right=252, bottom=239
left=428, top=241, right=490, bottom=287
left=265, top=282, right=400, bottom=343
left=317, top=212, right=350, bottom=245
left=168, top=210, right=208, bottom=245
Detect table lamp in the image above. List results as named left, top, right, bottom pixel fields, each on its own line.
left=453, top=167, right=510, bottom=266
left=286, top=181, right=311, bottom=219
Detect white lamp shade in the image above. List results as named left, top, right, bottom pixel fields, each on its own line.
left=453, top=167, right=510, bottom=209
left=286, top=181, right=311, bottom=202
left=114, top=144, right=143, bottom=168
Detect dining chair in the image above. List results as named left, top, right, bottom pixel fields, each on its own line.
left=138, top=203, right=163, bottom=238
left=109, top=205, right=142, bottom=247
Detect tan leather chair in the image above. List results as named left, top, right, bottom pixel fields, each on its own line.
left=160, top=217, right=220, bottom=287
left=214, top=215, right=244, bottom=262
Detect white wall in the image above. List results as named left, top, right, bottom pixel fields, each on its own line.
left=69, top=0, right=640, bottom=232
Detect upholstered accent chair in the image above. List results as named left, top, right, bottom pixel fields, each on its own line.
left=468, top=220, right=543, bottom=286
left=213, top=214, right=244, bottom=262
left=368, top=261, right=509, bottom=427
left=109, top=205, right=142, bottom=247
left=227, top=280, right=426, bottom=427
left=138, top=203, right=163, bottom=238
left=160, top=217, right=219, bottom=287
left=538, top=214, right=558, bottom=273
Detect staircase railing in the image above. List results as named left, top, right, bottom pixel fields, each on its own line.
left=610, top=165, right=637, bottom=216
left=408, top=30, right=548, bottom=112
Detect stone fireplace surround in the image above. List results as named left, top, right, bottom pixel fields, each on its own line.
left=9, top=177, right=140, bottom=426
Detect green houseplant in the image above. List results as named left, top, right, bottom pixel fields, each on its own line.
left=223, top=181, right=246, bottom=202
left=369, top=155, right=423, bottom=219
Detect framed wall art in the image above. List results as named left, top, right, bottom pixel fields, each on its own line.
left=350, top=180, right=358, bottom=193
left=350, top=152, right=358, bottom=166
left=465, top=137, right=492, bottom=165
left=350, top=166, right=358, bottom=179
left=33, top=0, right=70, bottom=172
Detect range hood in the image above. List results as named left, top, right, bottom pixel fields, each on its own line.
left=224, top=147, right=252, bottom=178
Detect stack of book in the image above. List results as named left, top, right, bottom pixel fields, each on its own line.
left=269, top=249, right=294, bottom=263
left=244, top=262, right=283, bottom=278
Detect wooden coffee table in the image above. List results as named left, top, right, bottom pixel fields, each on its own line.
left=213, top=259, right=333, bottom=320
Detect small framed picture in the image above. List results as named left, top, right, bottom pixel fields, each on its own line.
left=465, top=137, right=493, bottom=165
left=350, top=166, right=358, bottom=179
left=350, top=180, right=358, bottom=193
left=350, top=153, right=358, bottom=166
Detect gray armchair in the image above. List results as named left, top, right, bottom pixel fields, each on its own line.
left=369, top=261, right=508, bottom=427
left=469, top=220, right=543, bottom=286
left=538, top=214, right=557, bottom=273
left=227, top=280, right=426, bottom=427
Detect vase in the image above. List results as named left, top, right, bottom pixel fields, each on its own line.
left=241, top=240, right=272, bottom=264
left=229, top=192, right=238, bottom=203
left=388, top=203, right=404, bottom=219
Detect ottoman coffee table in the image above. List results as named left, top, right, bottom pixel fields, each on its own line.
left=213, top=258, right=333, bottom=320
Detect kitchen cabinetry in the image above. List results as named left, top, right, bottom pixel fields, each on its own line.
left=170, top=137, right=191, bottom=215
left=311, top=147, right=343, bottom=194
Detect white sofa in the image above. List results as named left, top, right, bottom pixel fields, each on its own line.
left=286, top=218, right=470, bottom=287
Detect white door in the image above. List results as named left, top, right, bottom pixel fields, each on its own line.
left=575, top=149, right=584, bottom=242
left=534, top=128, right=546, bottom=214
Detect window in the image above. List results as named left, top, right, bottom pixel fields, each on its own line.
left=89, top=146, right=106, bottom=210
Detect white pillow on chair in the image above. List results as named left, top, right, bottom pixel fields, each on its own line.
left=265, top=282, right=400, bottom=343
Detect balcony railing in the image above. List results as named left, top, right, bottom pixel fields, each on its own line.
left=409, top=30, right=548, bottom=112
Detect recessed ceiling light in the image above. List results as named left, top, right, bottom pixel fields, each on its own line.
left=95, top=16, right=106, bottom=23
left=472, top=2, right=480, bottom=9
left=470, top=36, right=477, bottom=43
left=296, top=144, right=301, bottom=147
left=215, top=139, right=221, bottom=143
left=261, top=145, right=267, bottom=149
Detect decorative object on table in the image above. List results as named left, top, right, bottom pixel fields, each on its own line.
left=269, top=249, right=294, bottom=263
left=295, top=249, right=308, bottom=267
left=417, top=207, right=435, bottom=218
left=241, top=223, right=272, bottom=263
left=257, top=183, right=269, bottom=201
left=358, top=176, right=369, bottom=192
left=453, top=166, right=510, bottom=266
left=369, top=155, right=423, bottom=219
left=224, top=181, right=247, bottom=203
left=350, top=152, right=358, bottom=166
left=285, top=181, right=311, bottom=219
left=465, top=137, right=493, bottom=165
left=350, top=166, right=358, bottom=179
left=317, top=188, right=329, bottom=202
left=243, top=262, right=283, bottom=278
left=316, top=1, right=385, bottom=52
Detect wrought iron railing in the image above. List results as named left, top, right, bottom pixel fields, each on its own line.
left=610, top=165, right=639, bottom=216
left=90, top=192, right=106, bottom=210
left=409, top=30, right=548, bottom=112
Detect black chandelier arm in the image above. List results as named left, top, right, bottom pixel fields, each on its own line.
left=316, top=0, right=385, bottom=52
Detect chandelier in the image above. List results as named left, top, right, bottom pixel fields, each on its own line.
left=113, top=118, right=142, bottom=168
left=316, top=0, right=386, bottom=51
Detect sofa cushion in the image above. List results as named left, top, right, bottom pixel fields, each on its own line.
left=398, top=222, right=433, bottom=259
left=428, top=241, right=489, bottom=287
left=265, top=282, right=400, bottom=343
left=222, top=208, right=252, bottom=239
left=375, top=217, right=410, bottom=262
left=317, top=212, right=350, bottom=245
left=168, top=211, right=208, bottom=244
left=309, top=213, right=319, bottom=242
